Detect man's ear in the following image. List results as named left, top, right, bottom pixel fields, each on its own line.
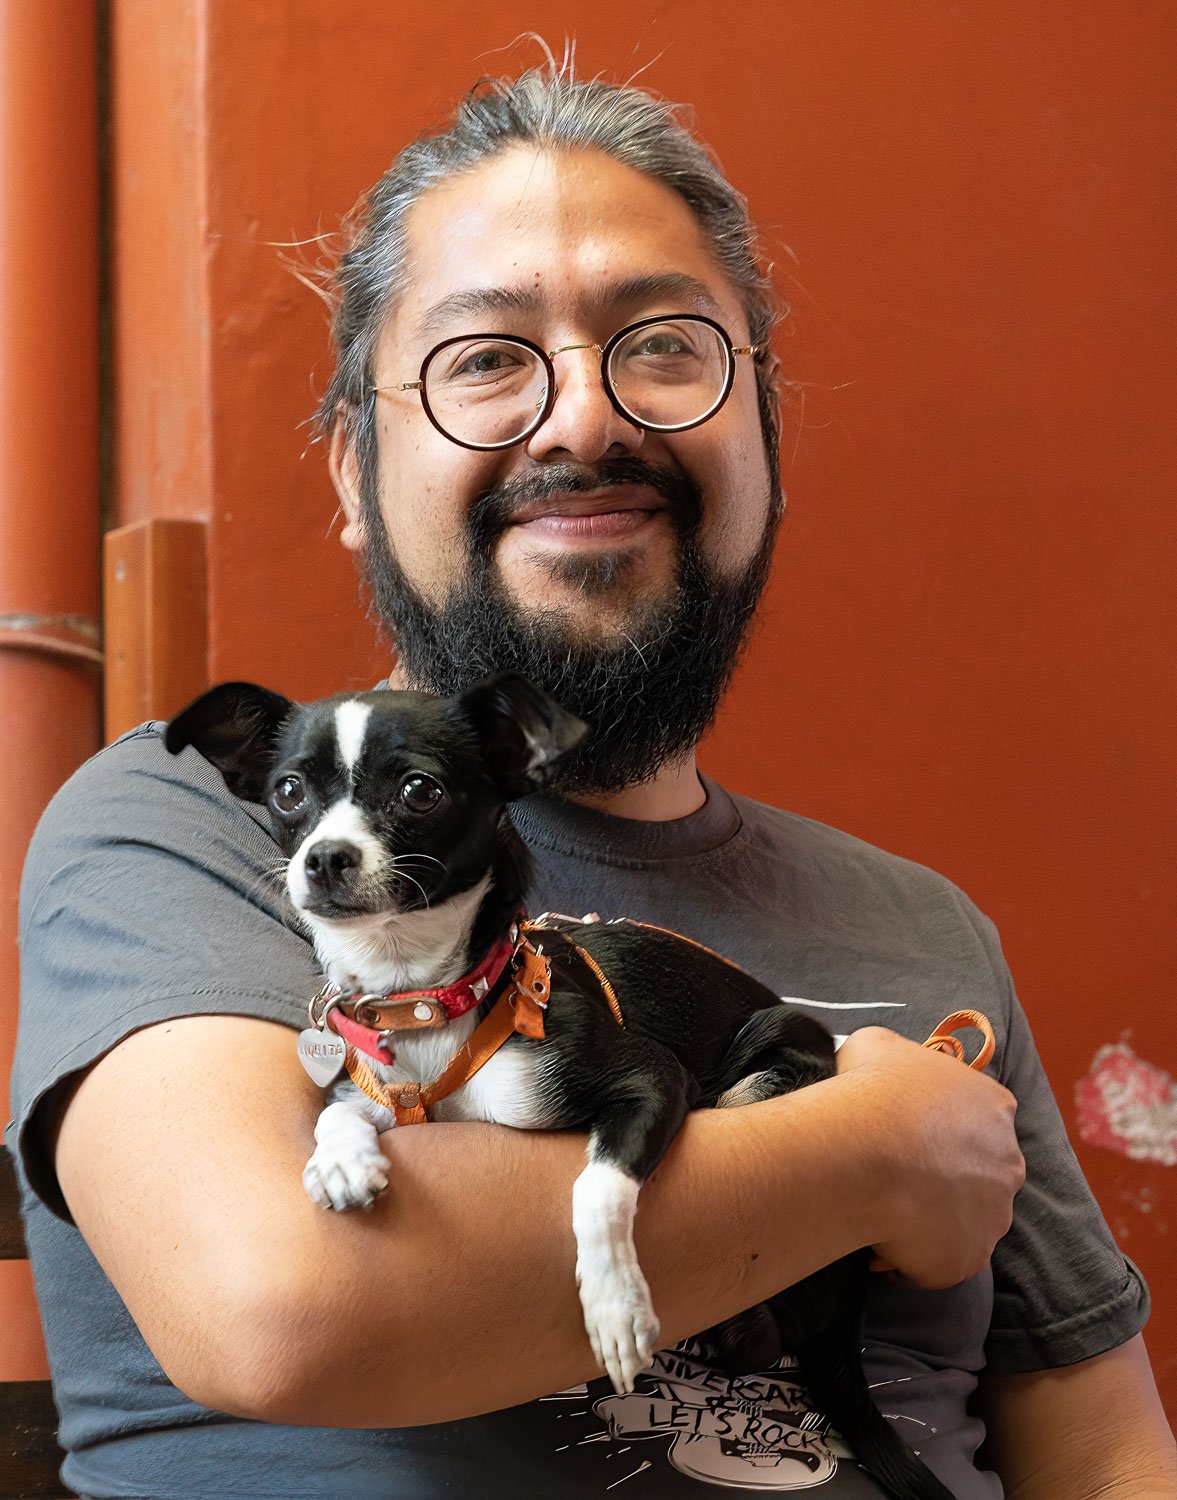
left=455, top=674, right=589, bottom=798
left=328, top=409, right=364, bottom=553
left=165, top=682, right=294, bottom=802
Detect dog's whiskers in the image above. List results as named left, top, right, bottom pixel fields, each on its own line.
left=392, top=852, right=447, bottom=874
left=392, top=868, right=431, bottom=909
left=241, top=858, right=292, bottom=907
left=389, top=853, right=444, bottom=908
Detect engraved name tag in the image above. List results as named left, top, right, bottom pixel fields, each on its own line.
left=297, top=1028, right=346, bottom=1087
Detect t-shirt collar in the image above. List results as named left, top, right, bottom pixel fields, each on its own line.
left=509, top=774, right=741, bottom=864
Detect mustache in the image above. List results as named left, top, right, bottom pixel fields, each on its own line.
left=467, top=458, right=703, bottom=555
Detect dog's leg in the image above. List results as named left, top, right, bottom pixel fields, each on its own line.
left=572, top=1046, right=692, bottom=1396
left=303, top=1087, right=394, bottom=1212
left=715, top=1069, right=790, bottom=1107
left=711, top=1004, right=836, bottom=1102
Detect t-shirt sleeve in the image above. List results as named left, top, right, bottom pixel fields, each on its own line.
left=6, top=722, right=323, bottom=1225
left=952, top=892, right=1150, bottom=1374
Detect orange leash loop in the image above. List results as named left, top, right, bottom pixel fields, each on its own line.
left=922, top=1009, right=996, bottom=1072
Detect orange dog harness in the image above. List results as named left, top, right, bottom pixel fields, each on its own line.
left=324, top=924, right=552, bottom=1125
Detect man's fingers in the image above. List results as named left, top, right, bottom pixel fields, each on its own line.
left=836, top=1025, right=1025, bottom=1287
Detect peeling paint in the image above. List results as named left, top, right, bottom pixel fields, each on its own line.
left=1076, top=1043, right=1177, bottom=1166
left=1116, top=1185, right=1169, bottom=1237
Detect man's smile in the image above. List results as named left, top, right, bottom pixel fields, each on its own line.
left=507, top=485, right=668, bottom=544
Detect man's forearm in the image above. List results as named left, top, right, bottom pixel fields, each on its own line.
left=976, top=1338, right=1177, bottom=1499
left=248, top=1074, right=885, bottom=1428
left=59, top=1016, right=1019, bottom=1431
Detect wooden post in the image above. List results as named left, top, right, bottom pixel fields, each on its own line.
left=104, top=520, right=209, bottom=739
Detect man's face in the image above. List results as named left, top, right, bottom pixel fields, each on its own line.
left=331, top=145, right=780, bottom=793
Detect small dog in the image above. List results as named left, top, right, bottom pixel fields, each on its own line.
left=166, top=673, right=951, bottom=1500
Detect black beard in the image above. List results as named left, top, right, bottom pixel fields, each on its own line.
left=357, top=456, right=778, bottom=796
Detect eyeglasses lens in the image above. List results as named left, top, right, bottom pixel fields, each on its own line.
left=424, top=340, right=548, bottom=449
left=607, top=320, right=730, bottom=431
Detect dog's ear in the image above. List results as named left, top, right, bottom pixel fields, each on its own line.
left=455, top=673, right=588, bottom=798
left=165, top=681, right=294, bottom=802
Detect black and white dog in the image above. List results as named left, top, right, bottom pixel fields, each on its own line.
left=166, top=673, right=951, bottom=1500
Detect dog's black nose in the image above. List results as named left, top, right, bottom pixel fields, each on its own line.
left=304, top=840, right=361, bottom=887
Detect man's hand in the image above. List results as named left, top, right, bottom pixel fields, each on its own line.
left=836, top=1026, right=1025, bottom=1286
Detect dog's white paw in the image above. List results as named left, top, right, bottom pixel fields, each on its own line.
left=304, top=1100, right=388, bottom=1212
left=576, top=1259, right=660, bottom=1394
left=302, top=1140, right=389, bottom=1212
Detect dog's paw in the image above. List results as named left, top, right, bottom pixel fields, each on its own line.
left=576, top=1260, right=660, bottom=1395
left=302, top=1140, right=389, bottom=1212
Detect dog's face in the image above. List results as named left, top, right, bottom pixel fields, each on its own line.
left=166, top=675, right=587, bottom=927
left=263, top=690, right=508, bottom=925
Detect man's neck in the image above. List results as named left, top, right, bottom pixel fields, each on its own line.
left=384, top=665, right=706, bottom=822
left=566, top=757, right=705, bottom=821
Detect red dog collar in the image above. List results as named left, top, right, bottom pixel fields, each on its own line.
left=319, top=933, right=518, bottom=1063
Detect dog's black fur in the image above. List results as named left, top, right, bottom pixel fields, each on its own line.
left=167, top=672, right=951, bottom=1500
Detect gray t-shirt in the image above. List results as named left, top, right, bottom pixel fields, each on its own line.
left=7, top=723, right=1149, bottom=1500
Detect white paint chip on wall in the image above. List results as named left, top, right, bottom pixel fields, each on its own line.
left=1076, top=1042, right=1177, bottom=1167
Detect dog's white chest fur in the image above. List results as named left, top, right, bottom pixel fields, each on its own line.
left=368, top=1024, right=559, bottom=1130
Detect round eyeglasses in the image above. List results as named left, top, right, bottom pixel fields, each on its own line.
left=371, top=314, right=762, bottom=452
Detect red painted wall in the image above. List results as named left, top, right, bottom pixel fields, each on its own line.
left=111, top=0, right=1175, bottom=1413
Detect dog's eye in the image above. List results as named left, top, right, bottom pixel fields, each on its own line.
left=400, top=774, right=445, bottom=813
left=271, top=775, right=306, bottom=815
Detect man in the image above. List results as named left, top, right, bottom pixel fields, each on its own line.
left=8, top=61, right=1173, bottom=1500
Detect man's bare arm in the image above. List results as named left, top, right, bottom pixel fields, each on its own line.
left=53, top=1016, right=1022, bottom=1428
left=975, top=1334, right=1177, bottom=1497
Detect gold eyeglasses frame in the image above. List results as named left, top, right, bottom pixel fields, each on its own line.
left=370, top=313, right=762, bottom=452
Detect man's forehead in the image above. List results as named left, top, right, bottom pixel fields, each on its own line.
left=386, top=146, right=743, bottom=346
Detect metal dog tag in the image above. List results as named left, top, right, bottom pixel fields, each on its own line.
left=297, top=1028, right=346, bottom=1087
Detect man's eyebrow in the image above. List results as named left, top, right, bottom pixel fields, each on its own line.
left=602, top=273, right=724, bottom=320
left=414, top=272, right=726, bottom=341
left=415, top=285, right=538, bottom=340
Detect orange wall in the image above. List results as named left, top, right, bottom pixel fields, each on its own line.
left=111, top=0, right=1176, bottom=1413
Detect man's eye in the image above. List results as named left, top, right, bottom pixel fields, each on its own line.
left=632, top=333, right=687, bottom=357
left=400, top=774, right=446, bottom=813
left=271, top=776, right=305, bottom=815
left=453, top=345, right=522, bottom=378
left=465, top=351, right=508, bottom=373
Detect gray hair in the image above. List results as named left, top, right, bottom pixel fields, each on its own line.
left=315, top=57, right=784, bottom=497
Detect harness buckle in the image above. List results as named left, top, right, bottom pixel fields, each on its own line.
left=512, top=935, right=551, bottom=1009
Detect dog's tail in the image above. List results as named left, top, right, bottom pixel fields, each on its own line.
left=798, top=1312, right=955, bottom=1500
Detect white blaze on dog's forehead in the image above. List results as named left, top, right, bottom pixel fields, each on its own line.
left=334, top=700, right=372, bottom=778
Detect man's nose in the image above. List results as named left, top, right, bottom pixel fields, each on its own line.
left=524, top=347, right=644, bottom=464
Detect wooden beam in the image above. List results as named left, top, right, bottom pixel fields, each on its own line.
left=104, top=519, right=208, bottom=740
left=0, top=1147, right=25, bottom=1260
